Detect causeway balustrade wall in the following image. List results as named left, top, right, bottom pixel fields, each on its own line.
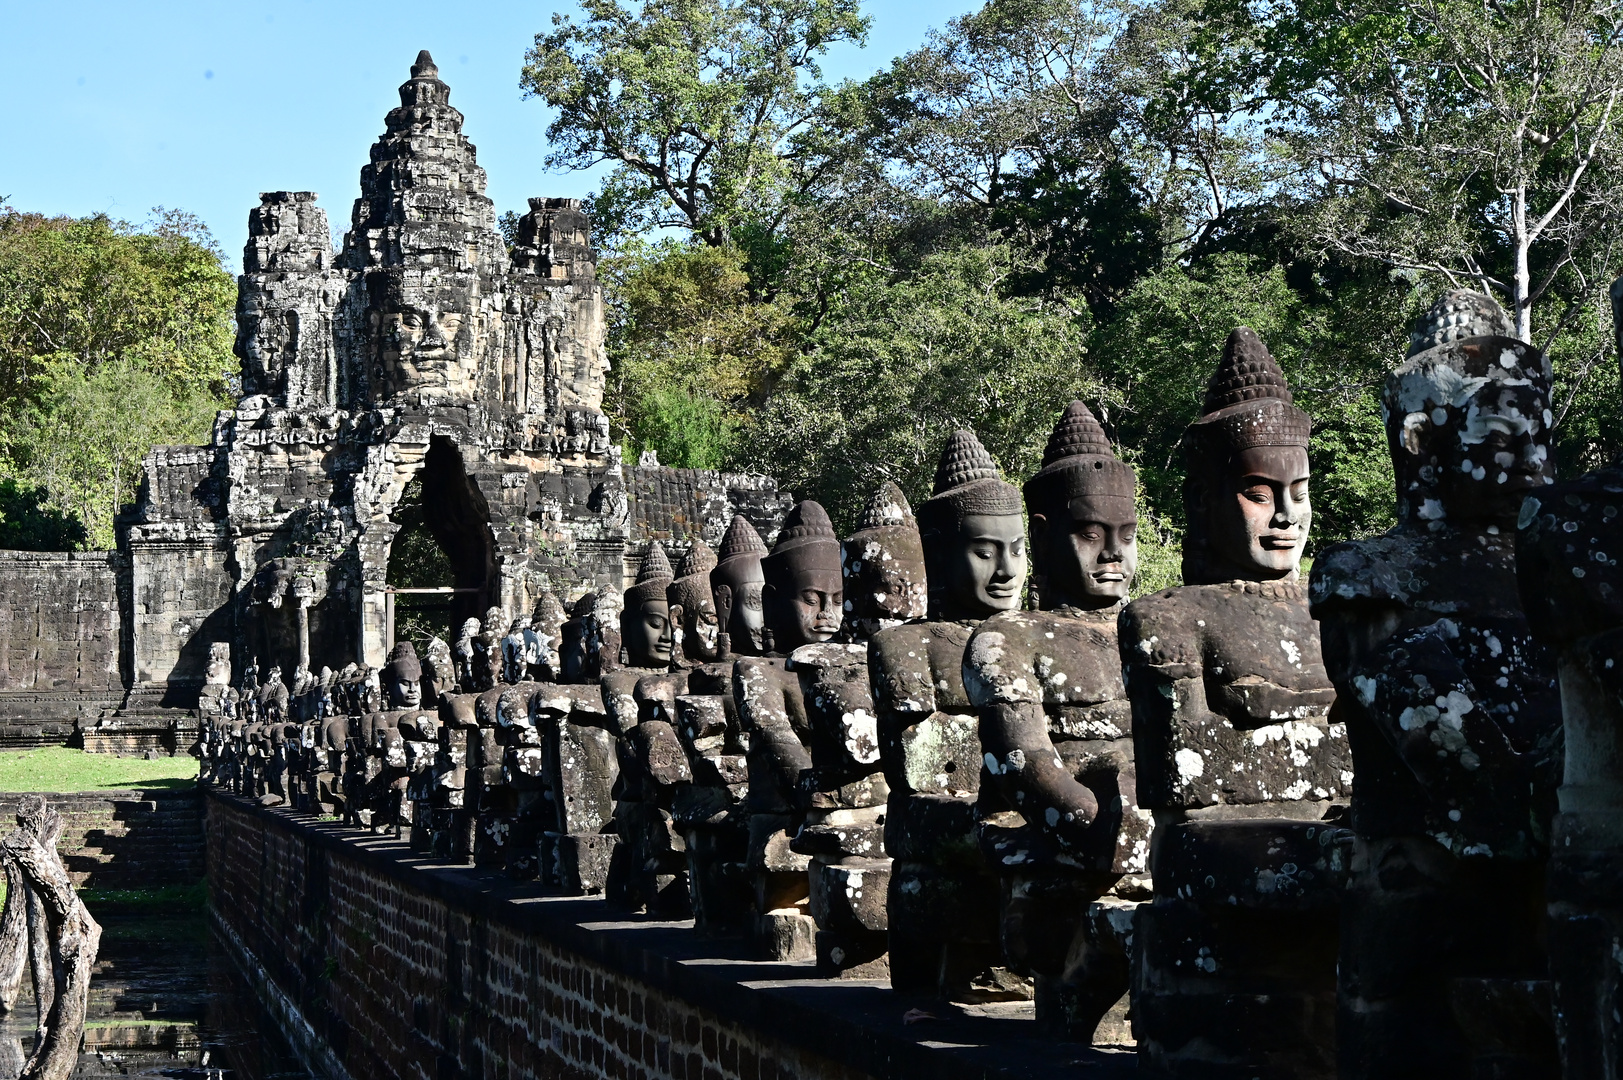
left=204, top=786, right=1129, bottom=1080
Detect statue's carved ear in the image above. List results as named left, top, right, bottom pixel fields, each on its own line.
left=1029, top=514, right=1050, bottom=571
left=669, top=603, right=685, bottom=628
left=714, top=584, right=733, bottom=622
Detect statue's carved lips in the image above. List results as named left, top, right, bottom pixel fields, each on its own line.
left=1259, top=535, right=1300, bottom=549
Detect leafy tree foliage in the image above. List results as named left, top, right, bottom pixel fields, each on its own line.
left=0, top=480, right=87, bottom=552
left=0, top=205, right=234, bottom=549
left=604, top=242, right=796, bottom=466
left=536, top=0, right=1623, bottom=590
left=521, top=0, right=869, bottom=250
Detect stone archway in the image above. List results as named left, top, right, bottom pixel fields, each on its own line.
left=384, top=436, right=498, bottom=650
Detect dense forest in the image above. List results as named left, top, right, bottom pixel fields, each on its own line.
left=528, top=0, right=1623, bottom=587
left=6, top=0, right=1623, bottom=589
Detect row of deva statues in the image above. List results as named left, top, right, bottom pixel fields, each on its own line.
left=195, top=289, right=1623, bottom=1080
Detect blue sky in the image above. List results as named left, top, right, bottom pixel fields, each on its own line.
left=5, top=1, right=978, bottom=273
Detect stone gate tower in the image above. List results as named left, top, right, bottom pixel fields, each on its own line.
left=118, top=52, right=787, bottom=706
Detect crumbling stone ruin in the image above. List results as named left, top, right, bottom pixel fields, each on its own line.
left=0, top=50, right=789, bottom=754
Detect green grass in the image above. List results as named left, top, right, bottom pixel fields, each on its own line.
left=0, top=746, right=197, bottom=792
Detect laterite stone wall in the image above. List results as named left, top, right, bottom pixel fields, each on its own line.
left=205, top=788, right=1118, bottom=1080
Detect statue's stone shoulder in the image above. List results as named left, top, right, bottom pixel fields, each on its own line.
left=963, top=609, right=1121, bottom=708
left=1119, top=588, right=1205, bottom=674
left=1308, top=534, right=1423, bottom=615
left=869, top=620, right=975, bottom=716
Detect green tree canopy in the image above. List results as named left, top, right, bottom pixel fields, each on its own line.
left=521, top=0, right=869, bottom=250
left=0, top=204, right=234, bottom=549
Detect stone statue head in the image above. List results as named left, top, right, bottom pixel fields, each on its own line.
left=843, top=482, right=927, bottom=638
left=1181, top=329, right=1312, bottom=585
left=917, top=431, right=1028, bottom=620
left=621, top=542, right=675, bottom=668
left=369, top=271, right=482, bottom=402
left=711, top=515, right=768, bottom=656
left=483, top=607, right=505, bottom=636
left=457, top=618, right=480, bottom=646
left=383, top=641, right=423, bottom=708
left=1387, top=291, right=1552, bottom=530
left=205, top=642, right=232, bottom=687
left=761, top=501, right=843, bottom=653
left=668, top=540, right=721, bottom=665
left=532, top=589, right=567, bottom=640
left=559, top=592, right=599, bottom=683
left=1023, top=403, right=1137, bottom=609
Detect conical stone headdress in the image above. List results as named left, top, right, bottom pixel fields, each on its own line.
left=669, top=539, right=719, bottom=613
left=711, top=514, right=768, bottom=593
left=916, top=431, right=1023, bottom=539
left=384, top=640, right=422, bottom=683
left=1024, top=401, right=1136, bottom=517
left=625, top=541, right=674, bottom=608
left=762, top=501, right=842, bottom=586
left=1185, top=328, right=1311, bottom=457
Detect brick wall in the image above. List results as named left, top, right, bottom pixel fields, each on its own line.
left=206, top=789, right=1119, bottom=1080
left=0, top=788, right=203, bottom=888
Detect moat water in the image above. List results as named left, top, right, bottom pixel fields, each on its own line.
left=0, top=907, right=320, bottom=1080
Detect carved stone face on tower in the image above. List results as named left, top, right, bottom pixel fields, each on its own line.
left=622, top=542, right=675, bottom=668
left=916, top=431, right=1027, bottom=620
left=371, top=276, right=482, bottom=401
left=761, top=501, right=843, bottom=652
left=1022, top=403, right=1138, bottom=609
left=1387, top=292, right=1553, bottom=529
left=1182, top=329, right=1313, bottom=584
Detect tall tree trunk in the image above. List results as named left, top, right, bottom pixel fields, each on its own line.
left=1513, top=185, right=1534, bottom=343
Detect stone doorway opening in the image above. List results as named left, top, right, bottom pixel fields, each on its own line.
left=385, top=436, right=495, bottom=651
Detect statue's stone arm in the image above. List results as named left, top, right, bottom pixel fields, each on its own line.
left=1118, top=596, right=1217, bottom=808
left=1354, top=620, right=1529, bottom=845
left=963, top=624, right=1101, bottom=843
left=976, top=700, right=1101, bottom=843
left=734, top=658, right=813, bottom=803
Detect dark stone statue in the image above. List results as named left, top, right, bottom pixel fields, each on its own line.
left=605, top=543, right=686, bottom=911
left=620, top=543, right=675, bottom=670
left=872, top=431, right=1029, bottom=1001
left=733, top=501, right=844, bottom=959
left=1121, top=329, right=1347, bottom=1078
left=1311, top=291, right=1562, bottom=1079
left=669, top=540, right=721, bottom=667
left=841, top=482, right=927, bottom=641
left=712, top=515, right=768, bottom=658
left=1517, top=435, right=1623, bottom=1078
left=383, top=641, right=423, bottom=709
left=530, top=589, right=567, bottom=681
left=962, top=402, right=1149, bottom=1039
